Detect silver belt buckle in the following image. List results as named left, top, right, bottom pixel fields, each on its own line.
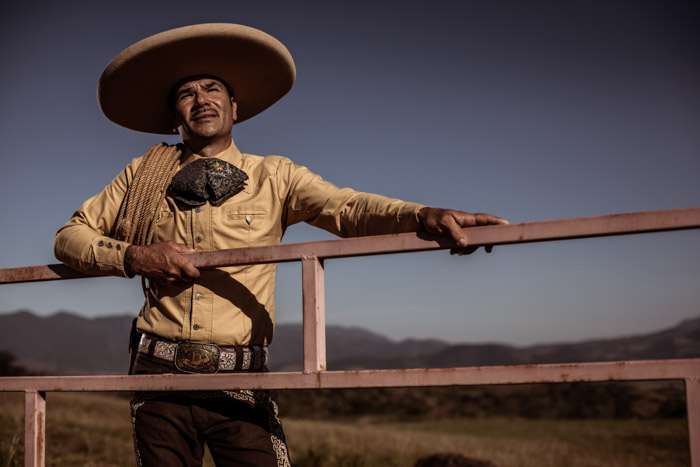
left=174, top=341, right=221, bottom=374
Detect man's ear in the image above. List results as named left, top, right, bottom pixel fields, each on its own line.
left=231, top=99, right=238, bottom=122
left=170, top=113, right=180, bottom=134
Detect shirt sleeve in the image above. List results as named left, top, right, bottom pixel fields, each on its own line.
left=53, top=159, right=140, bottom=277
left=278, top=159, right=426, bottom=237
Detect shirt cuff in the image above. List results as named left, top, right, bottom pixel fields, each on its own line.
left=403, top=203, right=427, bottom=232
left=91, top=236, right=132, bottom=278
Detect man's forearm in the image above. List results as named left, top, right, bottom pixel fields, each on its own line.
left=54, top=222, right=132, bottom=277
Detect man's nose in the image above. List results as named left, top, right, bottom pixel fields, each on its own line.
left=194, top=91, right=209, bottom=106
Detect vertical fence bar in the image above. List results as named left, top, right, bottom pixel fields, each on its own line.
left=24, top=390, right=46, bottom=467
left=687, top=377, right=700, bottom=467
left=302, top=255, right=326, bottom=372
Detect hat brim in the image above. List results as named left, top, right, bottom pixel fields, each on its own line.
left=98, top=23, right=296, bottom=135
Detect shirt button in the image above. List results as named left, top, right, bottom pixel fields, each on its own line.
left=195, top=207, right=202, bottom=213
left=195, top=236, right=202, bottom=243
left=116, top=244, right=121, bottom=251
left=194, top=293, right=202, bottom=301
left=193, top=324, right=200, bottom=330
left=245, top=215, right=253, bottom=225
left=97, top=240, right=104, bottom=247
left=106, top=242, right=113, bottom=249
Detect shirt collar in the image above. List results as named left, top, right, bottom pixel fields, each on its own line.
left=180, top=139, right=243, bottom=168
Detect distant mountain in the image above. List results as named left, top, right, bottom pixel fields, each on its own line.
left=0, top=310, right=132, bottom=375
left=333, top=316, right=700, bottom=370
left=0, top=310, right=698, bottom=375
left=271, top=323, right=449, bottom=371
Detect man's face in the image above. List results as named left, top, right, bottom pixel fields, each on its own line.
left=171, top=77, right=237, bottom=145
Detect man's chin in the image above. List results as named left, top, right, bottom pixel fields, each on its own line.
left=187, top=124, right=222, bottom=138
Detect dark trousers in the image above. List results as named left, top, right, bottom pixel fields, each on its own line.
left=130, top=351, right=289, bottom=467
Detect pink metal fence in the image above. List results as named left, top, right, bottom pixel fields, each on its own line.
left=2, top=207, right=700, bottom=467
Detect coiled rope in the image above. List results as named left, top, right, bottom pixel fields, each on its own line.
left=114, top=143, right=182, bottom=245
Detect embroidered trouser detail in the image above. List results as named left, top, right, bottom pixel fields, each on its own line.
left=129, top=351, right=289, bottom=466
left=130, top=399, right=145, bottom=467
left=255, top=391, right=291, bottom=467
left=131, top=391, right=291, bottom=467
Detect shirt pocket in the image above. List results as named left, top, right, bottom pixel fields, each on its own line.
left=217, top=206, right=270, bottom=248
left=225, top=208, right=267, bottom=223
left=152, top=210, right=177, bottom=244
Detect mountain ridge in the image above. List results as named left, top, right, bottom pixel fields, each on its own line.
left=0, top=310, right=698, bottom=375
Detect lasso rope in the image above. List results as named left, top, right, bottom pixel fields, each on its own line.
left=114, top=143, right=182, bottom=245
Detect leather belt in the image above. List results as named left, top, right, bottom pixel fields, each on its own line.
left=137, top=333, right=268, bottom=373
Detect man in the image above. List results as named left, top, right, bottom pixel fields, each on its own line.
left=55, top=23, right=507, bottom=466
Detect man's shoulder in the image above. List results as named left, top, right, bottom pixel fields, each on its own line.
left=240, top=152, right=298, bottom=173
left=123, top=143, right=177, bottom=169
left=241, top=152, right=293, bottom=164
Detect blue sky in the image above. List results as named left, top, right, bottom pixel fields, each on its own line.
left=1, top=0, right=698, bottom=346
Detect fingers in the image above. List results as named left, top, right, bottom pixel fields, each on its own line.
left=419, top=207, right=468, bottom=246
left=477, top=212, right=509, bottom=225
left=450, top=246, right=479, bottom=256
left=167, top=243, right=200, bottom=280
left=418, top=207, right=507, bottom=256
left=178, top=260, right=201, bottom=281
left=159, top=244, right=199, bottom=282
left=450, top=244, right=495, bottom=256
left=125, top=242, right=199, bottom=283
left=441, top=213, right=470, bottom=247
left=462, top=212, right=509, bottom=227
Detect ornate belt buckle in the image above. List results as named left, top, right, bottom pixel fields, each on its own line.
left=174, top=341, right=221, bottom=374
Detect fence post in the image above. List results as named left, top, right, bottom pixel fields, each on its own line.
left=302, top=255, right=326, bottom=372
left=25, top=390, right=46, bottom=467
left=687, top=377, right=700, bottom=467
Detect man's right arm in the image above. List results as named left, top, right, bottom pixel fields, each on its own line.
left=54, top=164, right=135, bottom=277
left=55, top=157, right=199, bottom=282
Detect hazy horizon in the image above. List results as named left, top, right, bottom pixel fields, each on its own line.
left=1, top=307, right=697, bottom=347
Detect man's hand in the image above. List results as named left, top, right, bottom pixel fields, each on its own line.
left=124, top=242, right=200, bottom=283
left=418, top=207, right=509, bottom=255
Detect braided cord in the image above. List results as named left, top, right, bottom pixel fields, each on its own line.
left=114, top=143, right=182, bottom=246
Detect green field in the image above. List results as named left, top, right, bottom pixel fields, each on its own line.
left=0, top=392, right=690, bottom=466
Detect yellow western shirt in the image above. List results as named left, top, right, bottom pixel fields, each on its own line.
left=55, top=140, right=425, bottom=346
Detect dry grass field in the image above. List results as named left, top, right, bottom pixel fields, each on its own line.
left=287, top=418, right=690, bottom=466
left=0, top=391, right=690, bottom=466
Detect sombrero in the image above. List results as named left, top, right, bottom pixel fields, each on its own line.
left=98, top=23, right=296, bottom=134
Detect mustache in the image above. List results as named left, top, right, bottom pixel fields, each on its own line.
left=191, top=105, right=218, bottom=118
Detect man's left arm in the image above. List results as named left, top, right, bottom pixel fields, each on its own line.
left=279, top=159, right=508, bottom=247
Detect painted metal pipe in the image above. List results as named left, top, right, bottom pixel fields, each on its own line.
left=2, top=207, right=699, bottom=284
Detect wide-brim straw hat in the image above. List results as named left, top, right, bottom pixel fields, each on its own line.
left=98, top=23, right=295, bottom=134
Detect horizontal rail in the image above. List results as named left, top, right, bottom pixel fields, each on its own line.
left=1, top=359, right=698, bottom=392
left=1, top=207, right=699, bottom=284
left=188, top=206, right=700, bottom=268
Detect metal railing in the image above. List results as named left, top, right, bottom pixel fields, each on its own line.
left=1, top=207, right=700, bottom=467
